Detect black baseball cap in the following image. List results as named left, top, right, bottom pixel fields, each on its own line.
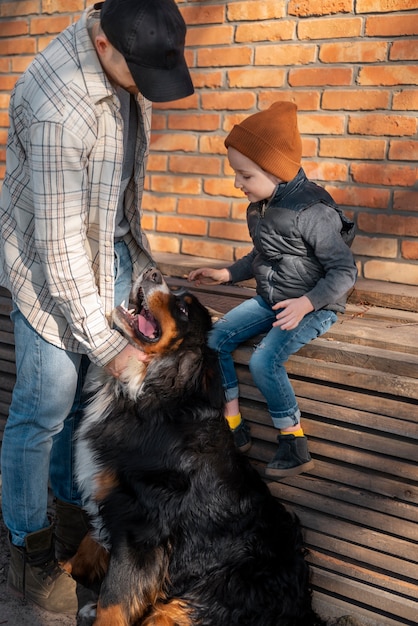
left=94, top=0, right=194, bottom=102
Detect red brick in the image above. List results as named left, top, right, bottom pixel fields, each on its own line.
left=227, top=1, right=285, bottom=21
left=11, top=56, right=34, bottom=72
left=201, top=91, right=255, bottom=111
left=187, top=71, right=222, bottom=90
left=0, top=20, right=28, bottom=37
left=288, top=0, right=354, bottom=16
left=186, top=25, right=233, bottom=47
left=298, top=18, right=362, bottom=40
left=358, top=213, right=418, bottom=236
left=178, top=198, right=230, bottom=218
left=0, top=75, right=17, bottom=90
left=236, top=21, right=295, bottom=43
left=302, top=137, right=318, bottom=157
left=390, top=40, right=418, bottom=61
left=197, top=47, right=252, bottom=67
left=401, top=241, right=418, bottom=260
left=365, top=15, right=418, bottom=36
left=304, top=160, right=348, bottom=182
left=157, top=215, right=208, bottom=236
left=150, top=175, right=201, bottom=196
left=320, top=138, right=386, bottom=160
left=348, top=114, right=416, bottom=136
left=181, top=5, right=225, bottom=26
left=320, top=41, right=387, bottom=63
left=393, top=89, right=418, bottom=110
left=150, top=134, right=197, bottom=153
left=231, top=200, right=247, bottom=221
left=182, top=239, right=234, bottom=262
left=169, top=155, right=221, bottom=176
left=326, top=185, right=390, bottom=209
left=289, top=67, right=353, bottom=87
left=351, top=162, right=416, bottom=186
left=200, top=135, right=227, bottom=155
left=0, top=37, right=36, bottom=55
left=148, top=234, right=181, bottom=255
left=142, top=193, right=176, bottom=214
left=259, top=91, right=321, bottom=111
left=393, top=191, right=418, bottom=212
left=322, top=89, right=389, bottom=110
left=255, top=44, right=316, bottom=66
left=357, top=0, right=418, bottom=11
left=30, top=16, right=71, bottom=35
left=41, top=0, right=84, bottom=14
left=359, top=65, right=418, bottom=86
left=363, top=260, right=418, bottom=285
left=228, top=68, right=286, bottom=88
left=204, top=177, right=242, bottom=198
left=152, top=93, right=198, bottom=111
left=298, top=113, right=345, bottom=135
left=351, top=236, right=397, bottom=259
left=389, top=140, right=418, bottom=162
left=168, top=113, right=220, bottom=132
left=0, top=2, right=39, bottom=17
left=209, top=220, right=250, bottom=242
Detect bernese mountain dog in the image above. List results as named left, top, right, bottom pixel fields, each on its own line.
left=67, top=267, right=324, bottom=626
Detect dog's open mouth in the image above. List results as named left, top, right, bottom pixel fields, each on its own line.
left=113, top=288, right=161, bottom=343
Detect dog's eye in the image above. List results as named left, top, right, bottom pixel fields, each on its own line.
left=177, top=301, right=189, bottom=317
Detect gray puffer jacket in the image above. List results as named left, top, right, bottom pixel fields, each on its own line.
left=227, top=168, right=357, bottom=313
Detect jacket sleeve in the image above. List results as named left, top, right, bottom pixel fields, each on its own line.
left=298, top=203, right=358, bottom=311
left=227, top=248, right=257, bottom=283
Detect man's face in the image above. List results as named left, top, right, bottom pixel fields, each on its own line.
left=100, top=46, right=139, bottom=94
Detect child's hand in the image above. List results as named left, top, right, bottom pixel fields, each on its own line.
left=188, top=267, right=230, bottom=286
left=272, top=296, right=314, bottom=330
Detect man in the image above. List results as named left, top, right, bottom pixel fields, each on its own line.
left=0, top=0, right=193, bottom=614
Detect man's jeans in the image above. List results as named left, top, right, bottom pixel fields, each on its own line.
left=208, top=295, right=337, bottom=430
left=1, top=241, right=132, bottom=546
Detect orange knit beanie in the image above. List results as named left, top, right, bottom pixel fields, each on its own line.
left=224, top=101, right=302, bottom=182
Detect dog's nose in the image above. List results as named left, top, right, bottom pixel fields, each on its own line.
left=144, top=268, right=163, bottom=284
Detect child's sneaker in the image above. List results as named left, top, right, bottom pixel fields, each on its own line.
left=265, top=434, right=314, bottom=478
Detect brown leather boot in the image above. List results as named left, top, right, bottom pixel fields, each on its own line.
left=54, top=499, right=91, bottom=562
left=8, top=525, right=79, bottom=614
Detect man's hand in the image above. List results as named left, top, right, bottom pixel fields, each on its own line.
left=272, top=295, right=314, bottom=330
left=104, top=344, right=149, bottom=378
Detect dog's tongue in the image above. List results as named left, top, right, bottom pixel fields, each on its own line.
left=137, top=309, right=157, bottom=338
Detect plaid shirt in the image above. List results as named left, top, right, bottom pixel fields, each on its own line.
left=0, top=7, right=153, bottom=366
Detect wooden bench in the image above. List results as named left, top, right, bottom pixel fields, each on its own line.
left=1, top=252, right=417, bottom=625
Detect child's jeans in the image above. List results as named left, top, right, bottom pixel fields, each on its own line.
left=208, top=295, right=337, bottom=430
left=1, top=241, right=133, bottom=547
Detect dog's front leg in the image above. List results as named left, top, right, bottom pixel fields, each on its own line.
left=93, top=542, right=169, bottom=626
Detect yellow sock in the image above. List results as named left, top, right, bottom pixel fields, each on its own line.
left=226, top=413, right=242, bottom=430
left=280, top=427, right=304, bottom=437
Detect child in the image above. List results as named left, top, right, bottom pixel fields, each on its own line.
left=188, top=101, right=357, bottom=478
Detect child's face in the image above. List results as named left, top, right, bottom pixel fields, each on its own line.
left=227, top=147, right=280, bottom=203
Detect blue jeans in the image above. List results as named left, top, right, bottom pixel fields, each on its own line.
left=208, top=295, right=337, bottom=430
left=1, top=241, right=133, bottom=546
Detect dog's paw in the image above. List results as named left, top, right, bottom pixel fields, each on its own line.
left=77, top=601, right=97, bottom=626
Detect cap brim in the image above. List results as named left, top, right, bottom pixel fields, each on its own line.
left=127, top=59, right=194, bottom=103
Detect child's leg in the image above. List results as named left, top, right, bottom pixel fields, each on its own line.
left=249, top=309, right=337, bottom=477
left=208, top=296, right=275, bottom=451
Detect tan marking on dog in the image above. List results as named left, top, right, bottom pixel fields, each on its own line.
left=62, top=533, right=109, bottom=584
left=142, top=599, right=194, bottom=626
left=94, top=469, right=119, bottom=502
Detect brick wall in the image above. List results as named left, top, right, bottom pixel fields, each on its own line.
left=0, top=0, right=417, bottom=284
